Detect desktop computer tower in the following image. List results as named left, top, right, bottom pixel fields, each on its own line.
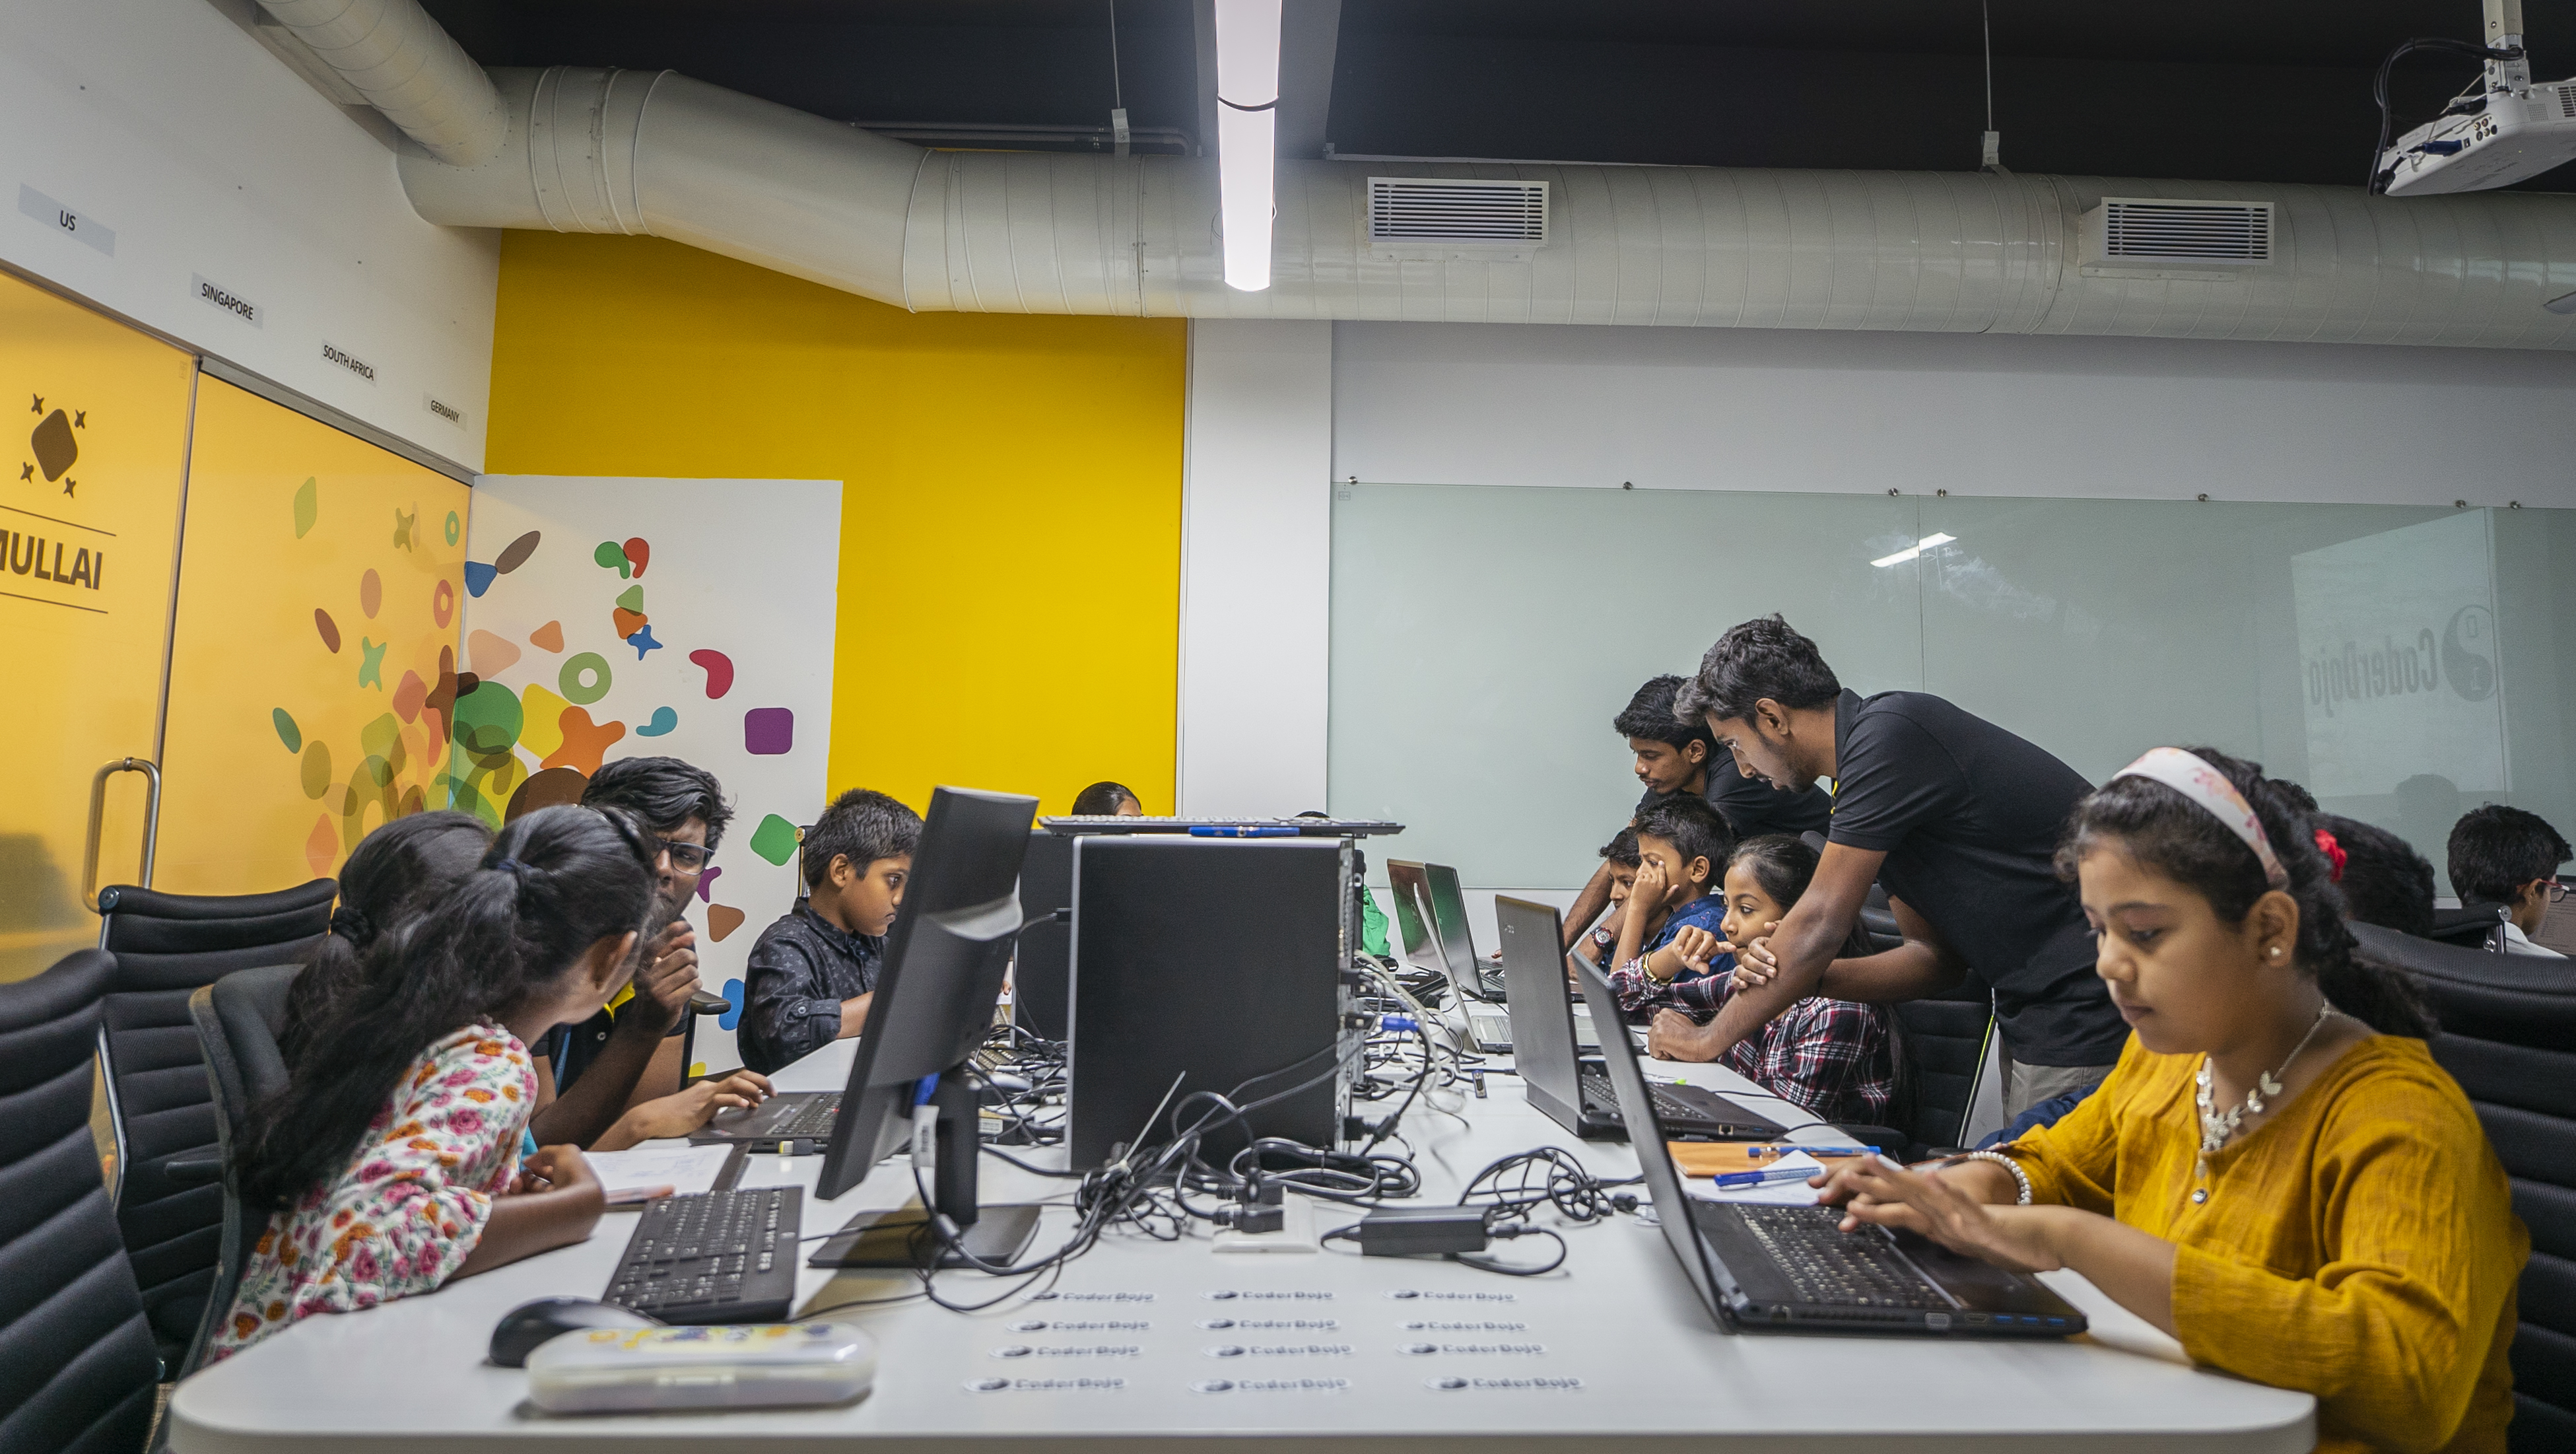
left=1010, top=829, right=1074, bottom=1041
left=1066, top=836, right=1359, bottom=1169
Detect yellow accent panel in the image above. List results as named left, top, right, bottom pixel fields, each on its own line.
left=485, top=234, right=1185, bottom=815
left=0, top=271, right=194, bottom=981
left=156, top=378, right=470, bottom=895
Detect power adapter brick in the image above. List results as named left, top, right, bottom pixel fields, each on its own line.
left=1348, top=1205, right=1491, bottom=1257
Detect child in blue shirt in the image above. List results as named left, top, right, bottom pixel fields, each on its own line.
left=1606, top=796, right=1735, bottom=1020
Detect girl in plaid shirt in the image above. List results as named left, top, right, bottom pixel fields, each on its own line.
left=1644, top=834, right=1895, bottom=1123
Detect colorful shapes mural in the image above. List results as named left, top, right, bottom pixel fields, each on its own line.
left=611, top=606, right=648, bottom=639
left=623, top=537, right=650, bottom=577
left=516, top=682, right=570, bottom=761
left=305, top=815, right=338, bottom=877
left=627, top=624, right=662, bottom=659
left=529, top=620, right=563, bottom=652
left=293, top=476, right=317, bottom=538
left=689, top=648, right=734, bottom=699
left=541, top=705, right=626, bottom=775
left=559, top=652, right=612, bottom=705
left=392, top=670, right=427, bottom=723
left=314, top=608, right=341, bottom=653
left=636, top=705, right=678, bottom=737
left=747, top=813, right=800, bottom=866
left=592, top=540, right=631, bottom=578
left=707, top=904, right=745, bottom=942
left=616, top=584, right=644, bottom=613
left=299, top=741, right=333, bottom=799
left=392, top=506, right=415, bottom=549
left=743, top=707, right=793, bottom=756
left=463, top=561, right=498, bottom=597
left=432, top=577, right=455, bottom=627
left=358, top=569, right=382, bottom=618
left=695, top=864, right=723, bottom=903
left=444, top=510, right=460, bottom=545
left=272, top=708, right=301, bottom=753
left=504, top=765, right=589, bottom=821
left=467, top=628, right=521, bottom=677
left=452, top=680, right=524, bottom=756
left=717, top=979, right=745, bottom=1031
left=495, top=530, right=543, bottom=574
left=356, top=637, right=387, bottom=689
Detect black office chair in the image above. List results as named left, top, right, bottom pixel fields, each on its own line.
left=94, top=879, right=335, bottom=1371
left=170, top=964, right=300, bottom=1383
left=2429, top=903, right=2509, bottom=952
left=2352, top=923, right=2576, bottom=1450
left=0, top=950, right=161, bottom=1454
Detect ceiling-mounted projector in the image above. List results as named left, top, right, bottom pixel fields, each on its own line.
left=2374, top=0, right=2576, bottom=195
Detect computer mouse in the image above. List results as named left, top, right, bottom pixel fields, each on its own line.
left=488, top=1297, right=663, bottom=1367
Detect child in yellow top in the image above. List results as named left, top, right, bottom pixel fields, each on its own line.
left=1819, top=746, right=2525, bottom=1454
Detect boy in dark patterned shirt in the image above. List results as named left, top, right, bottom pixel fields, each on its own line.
left=738, top=789, right=922, bottom=1074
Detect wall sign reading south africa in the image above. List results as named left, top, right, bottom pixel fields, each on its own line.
left=321, top=341, right=376, bottom=382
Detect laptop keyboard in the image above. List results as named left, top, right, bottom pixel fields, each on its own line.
left=1580, top=1072, right=1706, bottom=1125
left=767, top=1097, right=839, bottom=1140
left=1734, top=1206, right=1950, bottom=1310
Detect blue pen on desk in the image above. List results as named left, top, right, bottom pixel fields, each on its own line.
left=1711, top=1164, right=1829, bottom=1191
left=1190, top=824, right=1299, bottom=837
left=1747, top=1144, right=1878, bottom=1160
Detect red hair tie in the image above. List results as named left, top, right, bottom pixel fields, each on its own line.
left=2313, top=829, right=2346, bottom=883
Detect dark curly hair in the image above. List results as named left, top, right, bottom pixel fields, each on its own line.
left=583, top=755, right=732, bottom=850
left=2054, top=747, right=2432, bottom=1038
left=1676, top=615, right=1843, bottom=726
left=237, top=805, right=660, bottom=1213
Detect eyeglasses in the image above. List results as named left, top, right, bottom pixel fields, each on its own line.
left=656, top=839, right=713, bottom=873
left=2547, top=879, right=2572, bottom=905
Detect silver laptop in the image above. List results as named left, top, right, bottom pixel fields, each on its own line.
left=1386, top=860, right=1510, bottom=1052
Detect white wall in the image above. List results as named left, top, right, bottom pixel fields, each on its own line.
left=1332, top=322, right=2576, bottom=510
left=0, top=0, right=498, bottom=470
left=1176, top=319, right=1334, bottom=815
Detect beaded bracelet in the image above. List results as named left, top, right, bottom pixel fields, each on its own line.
left=1945, top=1150, right=2033, bottom=1206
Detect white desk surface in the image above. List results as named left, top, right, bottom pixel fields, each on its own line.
left=170, top=1030, right=2315, bottom=1452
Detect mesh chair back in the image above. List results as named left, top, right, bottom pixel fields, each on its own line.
left=0, top=950, right=160, bottom=1452
left=173, top=965, right=300, bottom=1380
left=2353, top=922, right=2576, bottom=1451
left=94, top=880, right=333, bottom=1367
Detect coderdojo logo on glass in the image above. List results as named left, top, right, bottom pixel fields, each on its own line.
left=8, top=390, right=109, bottom=610
left=2303, top=604, right=2499, bottom=717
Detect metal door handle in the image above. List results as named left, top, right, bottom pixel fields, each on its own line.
left=83, top=757, right=160, bottom=909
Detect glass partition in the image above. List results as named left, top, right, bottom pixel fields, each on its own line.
left=1330, top=482, right=2576, bottom=898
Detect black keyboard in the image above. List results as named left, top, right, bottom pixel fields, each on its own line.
left=1580, top=1072, right=1705, bottom=1125
left=604, top=1187, right=802, bottom=1323
left=767, top=1098, right=838, bottom=1140
left=1733, top=1206, right=1949, bottom=1310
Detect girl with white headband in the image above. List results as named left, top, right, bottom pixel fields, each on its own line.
left=1816, top=746, right=2525, bottom=1454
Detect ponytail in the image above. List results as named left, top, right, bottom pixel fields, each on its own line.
left=241, top=805, right=658, bottom=1212
left=2056, top=749, right=2435, bottom=1039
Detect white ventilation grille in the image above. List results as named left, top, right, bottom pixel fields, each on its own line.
left=2097, top=199, right=2274, bottom=263
left=2555, top=83, right=2576, bottom=120
left=1367, top=178, right=1548, bottom=244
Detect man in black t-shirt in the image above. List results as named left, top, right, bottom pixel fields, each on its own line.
left=1651, top=617, right=2126, bottom=1116
left=1561, top=675, right=1835, bottom=948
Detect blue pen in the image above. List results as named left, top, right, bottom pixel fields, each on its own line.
left=1712, top=1165, right=1827, bottom=1191
left=1189, top=825, right=1298, bottom=837
left=1748, top=1144, right=1878, bottom=1160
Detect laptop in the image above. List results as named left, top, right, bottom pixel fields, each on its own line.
left=695, top=1087, right=840, bottom=1145
left=1387, top=860, right=1511, bottom=1052
left=1423, top=863, right=1508, bottom=1000
left=1497, top=898, right=1782, bottom=1141
left=1572, top=958, right=2087, bottom=1338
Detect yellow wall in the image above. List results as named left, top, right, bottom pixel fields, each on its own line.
left=157, top=378, right=469, bottom=895
left=484, top=234, right=1186, bottom=815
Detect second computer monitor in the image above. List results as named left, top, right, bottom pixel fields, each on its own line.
left=815, top=784, right=1040, bottom=1202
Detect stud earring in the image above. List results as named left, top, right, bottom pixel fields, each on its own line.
left=2268, top=946, right=2283, bottom=958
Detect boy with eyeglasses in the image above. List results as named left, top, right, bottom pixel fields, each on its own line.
left=2447, top=803, right=2572, bottom=958
left=523, top=756, right=742, bottom=1144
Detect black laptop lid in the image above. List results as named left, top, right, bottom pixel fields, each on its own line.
left=1575, top=961, right=1729, bottom=1321
left=1495, top=897, right=1583, bottom=1108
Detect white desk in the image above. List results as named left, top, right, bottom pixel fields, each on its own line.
left=170, top=1037, right=2315, bottom=1451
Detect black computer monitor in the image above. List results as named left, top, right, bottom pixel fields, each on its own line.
left=813, top=786, right=1038, bottom=1234
left=1009, top=829, right=1074, bottom=1041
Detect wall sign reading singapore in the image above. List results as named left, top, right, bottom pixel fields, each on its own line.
left=193, top=274, right=259, bottom=328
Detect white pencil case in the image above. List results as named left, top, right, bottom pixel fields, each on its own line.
left=525, top=1323, right=878, bottom=1414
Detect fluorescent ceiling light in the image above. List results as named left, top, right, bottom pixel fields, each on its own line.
left=1870, top=532, right=1957, bottom=568
left=1214, top=0, right=1281, bottom=291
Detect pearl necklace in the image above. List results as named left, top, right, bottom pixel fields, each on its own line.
left=2194, top=1002, right=2332, bottom=1185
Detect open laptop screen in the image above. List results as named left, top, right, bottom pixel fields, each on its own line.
left=1495, top=897, right=1584, bottom=1112
left=1574, top=961, right=1728, bottom=1322
left=1384, top=860, right=1442, bottom=973
left=1421, top=862, right=1480, bottom=972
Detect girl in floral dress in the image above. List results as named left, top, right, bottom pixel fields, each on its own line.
left=211, top=804, right=660, bottom=1360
